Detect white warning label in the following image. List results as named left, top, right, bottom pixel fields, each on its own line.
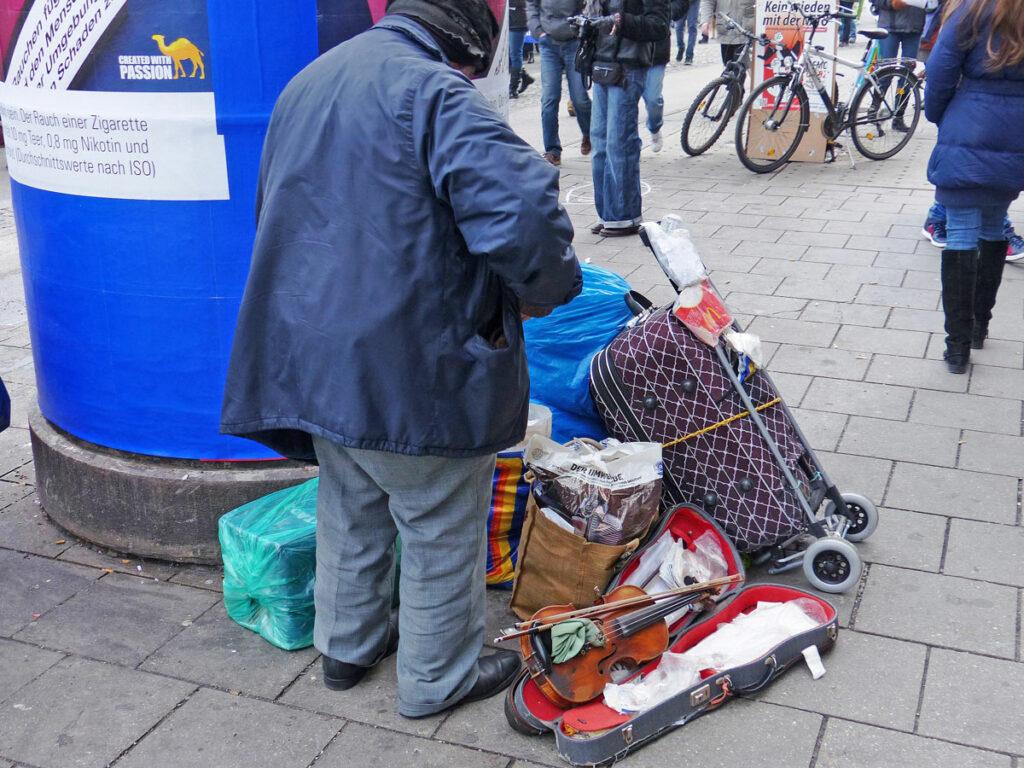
left=0, top=83, right=229, bottom=201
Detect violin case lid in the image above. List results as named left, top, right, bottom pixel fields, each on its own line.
left=506, top=578, right=839, bottom=766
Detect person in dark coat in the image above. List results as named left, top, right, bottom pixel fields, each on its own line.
left=671, top=0, right=699, bottom=64
left=873, top=0, right=926, bottom=58
left=509, top=0, right=535, bottom=97
left=925, top=0, right=1024, bottom=373
left=221, top=0, right=582, bottom=717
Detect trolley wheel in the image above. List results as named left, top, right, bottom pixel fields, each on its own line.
left=802, top=537, right=862, bottom=594
left=827, top=492, right=879, bottom=543
left=504, top=673, right=547, bottom=736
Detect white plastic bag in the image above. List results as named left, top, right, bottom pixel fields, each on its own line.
left=623, top=530, right=675, bottom=589
left=660, top=531, right=729, bottom=588
left=602, top=599, right=828, bottom=715
left=682, top=599, right=826, bottom=671
left=509, top=403, right=553, bottom=451
left=642, top=217, right=707, bottom=289
left=525, top=436, right=663, bottom=545
left=603, top=653, right=702, bottom=714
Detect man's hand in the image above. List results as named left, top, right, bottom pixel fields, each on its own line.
left=520, top=303, right=554, bottom=321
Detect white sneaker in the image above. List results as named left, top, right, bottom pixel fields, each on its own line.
left=651, top=131, right=663, bottom=153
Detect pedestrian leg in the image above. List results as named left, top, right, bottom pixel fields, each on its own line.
left=311, top=437, right=399, bottom=665
left=341, top=449, right=495, bottom=718
left=590, top=82, right=609, bottom=226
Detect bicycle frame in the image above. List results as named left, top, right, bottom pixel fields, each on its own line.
left=763, top=17, right=914, bottom=137
left=696, top=16, right=764, bottom=123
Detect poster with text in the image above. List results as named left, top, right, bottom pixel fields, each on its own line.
left=749, top=0, right=837, bottom=163
left=0, top=0, right=229, bottom=200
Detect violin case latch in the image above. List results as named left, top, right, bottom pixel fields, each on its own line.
left=689, top=683, right=711, bottom=708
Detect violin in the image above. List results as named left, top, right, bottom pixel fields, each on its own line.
left=496, top=575, right=742, bottom=708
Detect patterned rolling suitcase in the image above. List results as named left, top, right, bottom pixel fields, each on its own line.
left=590, top=308, right=825, bottom=553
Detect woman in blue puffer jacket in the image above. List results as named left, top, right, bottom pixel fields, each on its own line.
left=926, top=0, right=1024, bottom=374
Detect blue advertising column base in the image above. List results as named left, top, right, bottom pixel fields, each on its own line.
left=28, top=409, right=318, bottom=564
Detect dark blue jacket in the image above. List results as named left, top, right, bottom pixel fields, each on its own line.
left=221, top=16, right=582, bottom=461
left=925, top=7, right=1024, bottom=207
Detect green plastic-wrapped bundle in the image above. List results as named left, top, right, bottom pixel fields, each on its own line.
left=219, top=478, right=402, bottom=651
left=219, top=479, right=320, bottom=650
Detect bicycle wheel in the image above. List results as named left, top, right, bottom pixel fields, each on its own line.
left=849, top=67, right=921, bottom=160
left=734, top=75, right=810, bottom=174
left=681, top=77, right=740, bottom=156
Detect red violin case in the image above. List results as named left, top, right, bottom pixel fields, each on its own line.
left=503, top=504, right=744, bottom=737
left=505, top=578, right=838, bottom=766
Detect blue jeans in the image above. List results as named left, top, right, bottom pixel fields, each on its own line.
left=839, top=0, right=856, bottom=42
left=509, top=29, right=525, bottom=70
left=644, top=64, right=666, bottom=134
left=591, top=68, right=646, bottom=227
left=312, top=436, right=495, bottom=717
left=674, top=3, right=699, bottom=61
left=927, top=202, right=1013, bottom=238
left=878, top=31, right=921, bottom=60
left=539, top=37, right=593, bottom=155
left=945, top=205, right=1012, bottom=251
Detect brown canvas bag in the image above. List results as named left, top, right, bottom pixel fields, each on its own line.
left=510, top=495, right=640, bottom=620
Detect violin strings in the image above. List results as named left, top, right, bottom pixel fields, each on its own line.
left=596, top=593, right=705, bottom=644
left=514, top=575, right=740, bottom=631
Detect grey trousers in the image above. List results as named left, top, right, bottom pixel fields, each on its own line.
left=311, top=436, right=496, bottom=717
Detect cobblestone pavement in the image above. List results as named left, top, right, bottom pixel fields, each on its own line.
left=2, top=54, right=1023, bottom=768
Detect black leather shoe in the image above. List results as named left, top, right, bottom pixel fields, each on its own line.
left=403, top=651, right=521, bottom=718
left=971, top=323, right=988, bottom=350
left=322, top=626, right=399, bottom=691
left=600, top=224, right=641, bottom=238
left=944, top=346, right=970, bottom=375
left=460, top=651, right=521, bottom=706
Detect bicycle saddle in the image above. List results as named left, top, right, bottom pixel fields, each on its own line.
left=858, top=29, right=889, bottom=40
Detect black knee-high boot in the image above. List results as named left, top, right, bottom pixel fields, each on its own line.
left=518, top=68, right=534, bottom=94
left=941, top=249, right=978, bottom=374
left=972, top=239, right=1008, bottom=349
left=509, top=68, right=521, bottom=99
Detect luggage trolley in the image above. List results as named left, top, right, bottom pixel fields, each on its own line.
left=592, top=226, right=878, bottom=594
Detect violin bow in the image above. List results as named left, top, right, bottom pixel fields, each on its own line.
left=494, top=574, right=743, bottom=644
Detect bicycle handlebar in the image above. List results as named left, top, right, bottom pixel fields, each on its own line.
left=718, top=13, right=772, bottom=47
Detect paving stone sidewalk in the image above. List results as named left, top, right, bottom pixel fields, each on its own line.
left=2, top=58, right=1023, bottom=768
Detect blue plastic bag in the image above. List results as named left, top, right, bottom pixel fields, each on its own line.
left=524, top=263, right=633, bottom=439
left=546, top=404, right=608, bottom=444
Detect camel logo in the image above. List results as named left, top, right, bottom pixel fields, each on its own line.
left=151, top=35, right=206, bottom=79
left=117, top=35, right=206, bottom=81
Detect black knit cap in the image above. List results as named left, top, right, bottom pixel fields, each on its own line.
left=386, top=0, right=500, bottom=73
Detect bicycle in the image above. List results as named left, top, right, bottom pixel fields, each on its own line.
left=680, top=14, right=773, bottom=156
left=732, top=3, right=922, bottom=174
